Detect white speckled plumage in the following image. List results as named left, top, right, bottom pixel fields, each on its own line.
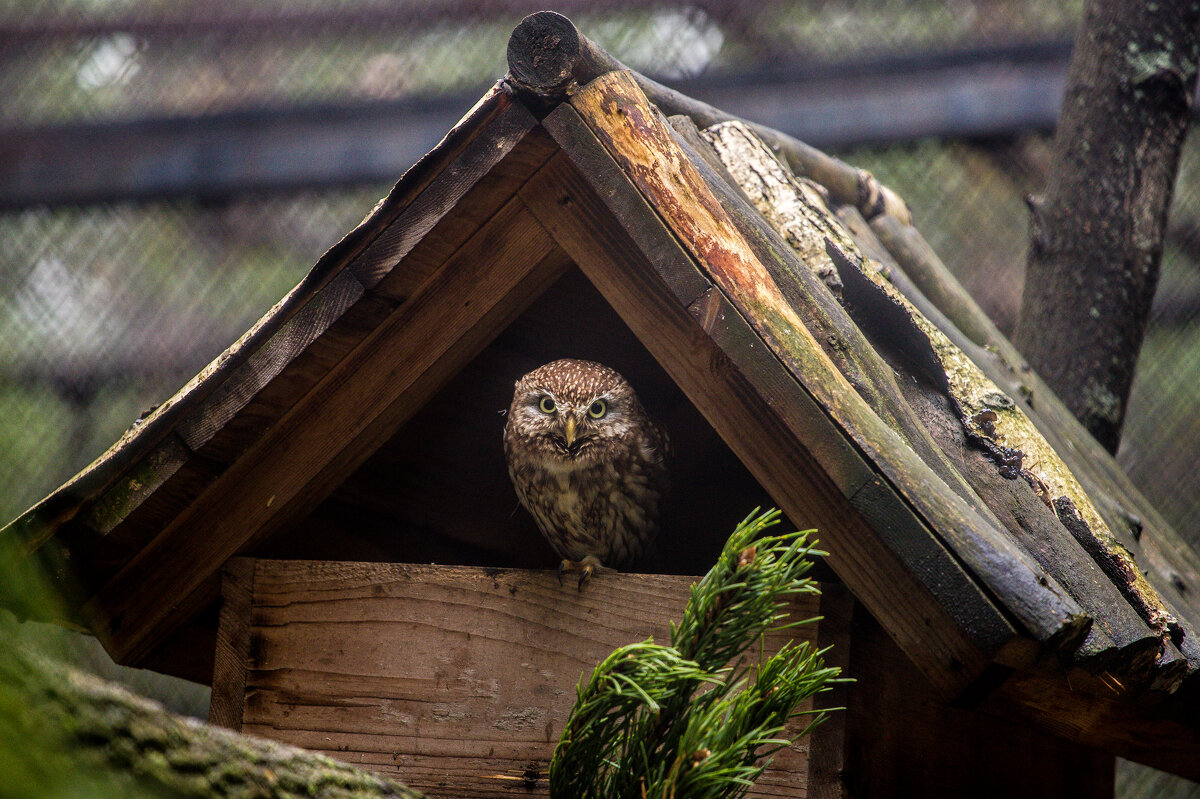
left=503, top=359, right=669, bottom=571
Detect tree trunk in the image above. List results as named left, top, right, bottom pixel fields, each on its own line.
left=1013, top=0, right=1199, bottom=452
left=0, top=637, right=425, bottom=799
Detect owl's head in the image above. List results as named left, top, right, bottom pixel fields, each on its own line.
left=504, top=358, right=646, bottom=466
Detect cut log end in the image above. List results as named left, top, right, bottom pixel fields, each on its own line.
left=507, top=11, right=584, bottom=97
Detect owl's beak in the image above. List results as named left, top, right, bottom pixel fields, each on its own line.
left=562, top=415, right=578, bottom=447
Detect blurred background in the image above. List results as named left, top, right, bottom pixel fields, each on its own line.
left=1, top=1, right=1197, bottom=795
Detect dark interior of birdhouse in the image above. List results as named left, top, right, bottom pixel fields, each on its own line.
left=258, top=265, right=800, bottom=577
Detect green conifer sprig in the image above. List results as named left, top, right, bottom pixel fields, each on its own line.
left=549, top=509, right=843, bottom=799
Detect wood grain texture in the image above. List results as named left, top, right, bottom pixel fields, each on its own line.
left=351, top=106, right=556, bottom=300
left=981, top=667, right=1200, bottom=781
left=870, top=211, right=1200, bottom=683
left=842, top=604, right=1115, bottom=799
left=233, top=560, right=823, bottom=798
left=562, top=71, right=1082, bottom=651
left=84, top=196, right=569, bottom=666
left=210, top=558, right=254, bottom=730
left=519, top=139, right=996, bottom=693
left=690, top=117, right=1173, bottom=676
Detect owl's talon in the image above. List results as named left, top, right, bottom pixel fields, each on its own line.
left=577, top=563, right=594, bottom=591
left=557, top=559, right=572, bottom=586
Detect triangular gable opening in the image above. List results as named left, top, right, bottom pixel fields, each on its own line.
left=264, top=266, right=782, bottom=578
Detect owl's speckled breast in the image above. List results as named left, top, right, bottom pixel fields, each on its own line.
left=510, top=455, right=662, bottom=567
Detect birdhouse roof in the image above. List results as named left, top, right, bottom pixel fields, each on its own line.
left=6, top=11, right=1200, bottom=775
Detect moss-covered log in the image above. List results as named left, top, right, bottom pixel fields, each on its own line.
left=0, top=634, right=424, bottom=799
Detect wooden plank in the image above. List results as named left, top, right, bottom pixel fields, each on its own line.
left=982, top=668, right=1200, bottom=781
left=518, top=145, right=997, bottom=694
left=562, top=70, right=1085, bottom=655
left=842, top=605, right=1115, bottom=799
left=96, top=289, right=397, bottom=567
left=209, top=558, right=255, bottom=730
left=183, top=290, right=399, bottom=466
left=349, top=106, right=556, bottom=299
left=83, top=196, right=570, bottom=666
left=234, top=560, right=823, bottom=798
left=175, top=269, right=371, bottom=453
left=87, top=450, right=224, bottom=562
left=806, top=582, right=854, bottom=799
left=870, top=210, right=1200, bottom=681
left=2, top=87, right=514, bottom=555
left=879, top=356, right=1161, bottom=674
left=98, top=96, right=556, bottom=547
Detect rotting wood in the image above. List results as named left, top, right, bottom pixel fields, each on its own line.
left=666, top=115, right=1098, bottom=665
left=564, top=70, right=1083, bottom=654
left=691, top=120, right=1178, bottom=671
left=521, top=127, right=1000, bottom=694
left=693, top=119, right=844, bottom=298
left=867, top=196, right=1200, bottom=684
left=82, top=198, right=571, bottom=666
left=504, top=10, right=912, bottom=225
left=231, top=560, right=821, bottom=798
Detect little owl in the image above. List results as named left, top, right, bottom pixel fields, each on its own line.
left=503, top=359, right=669, bottom=587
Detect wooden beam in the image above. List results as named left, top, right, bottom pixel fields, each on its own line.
left=24, top=38, right=1200, bottom=210
left=0, top=95, right=476, bottom=209
left=209, top=558, right=254, bottom=730
left=519, top=142, right=1000, bottom=694
left=545, top=72, right=1090, bottom=661
left=83, top=192, right=570, bottom=665
left=3, top=87, right=517, bottom=551
left=842, top=605, right=1116, bottom=799
left=222, top=560, right=824, bottom=798
left=982, top=669, right=1200, bottom=781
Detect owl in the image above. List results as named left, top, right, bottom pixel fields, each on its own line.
left=503, top=359, right=669, bottom=587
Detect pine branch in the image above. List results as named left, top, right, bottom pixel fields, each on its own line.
left=549, top=509, right=844, bottom=799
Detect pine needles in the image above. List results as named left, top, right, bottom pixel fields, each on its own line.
left=549, top=509, right=843, bottom=799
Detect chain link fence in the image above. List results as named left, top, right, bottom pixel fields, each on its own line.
left=2, top=2, right=1198, bottom=792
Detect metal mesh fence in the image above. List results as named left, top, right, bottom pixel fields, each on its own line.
left=1, top=3, right=1198, bottom=791
left=0, top=0, right=1098, bottom=528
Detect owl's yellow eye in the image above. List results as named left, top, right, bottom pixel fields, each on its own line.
left=588, top=399, right=607, bottom=419
left=538, top=396, right=556, bottom=414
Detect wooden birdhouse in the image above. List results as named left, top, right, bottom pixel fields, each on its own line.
left=7, top=12, right=1200, bottom=798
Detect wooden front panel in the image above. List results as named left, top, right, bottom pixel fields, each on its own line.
left=214, top=559, right=826, bottom=798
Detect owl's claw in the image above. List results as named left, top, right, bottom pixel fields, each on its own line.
left=557, top=556, right=605, bottom=590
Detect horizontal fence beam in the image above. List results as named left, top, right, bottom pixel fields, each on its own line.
left=0, top=1, right=700, bottom=42
left=5, top=40, right=1195, bottom=210
left=0, top=93, right=477, bottom=209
